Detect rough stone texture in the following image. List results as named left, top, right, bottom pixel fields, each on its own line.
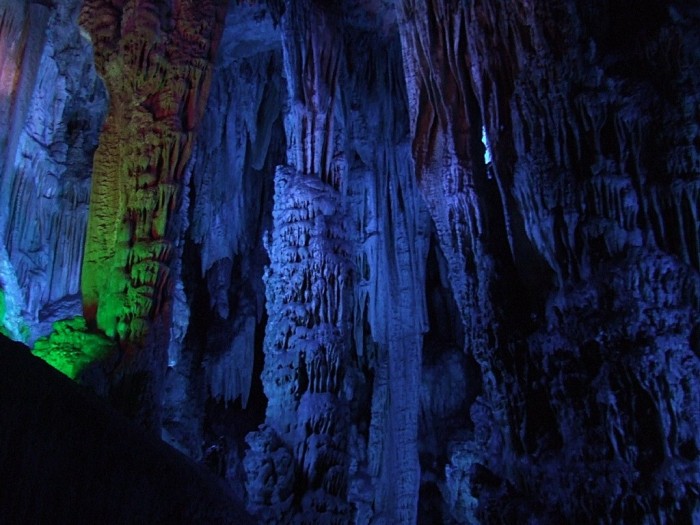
left=74, top=0, right=228, bottom=430
left=395, top=0, right=700, bottom=523
left=242, top=4, right=357, bottom=521
left=249, top=166, right=354, bottom=521
left=0, top=1, right=50, bottom=192
left=1, top=1, right=699, bottom=524
left=340, top=31, right=432, bottom=525
left=0, top=0, right=106, bottom=342
left=79, top=0, right=227, bottom=343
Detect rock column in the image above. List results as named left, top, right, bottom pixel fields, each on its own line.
left=78, top=0, right=226, bottom=426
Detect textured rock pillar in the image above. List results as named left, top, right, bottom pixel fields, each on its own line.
left=253, top=167, right=353, bottom=521
left=246, top=1, right=354, bottom=521
left=78, top=0, right=226, bottom=426
left=342, top=33, right=432, bottom=523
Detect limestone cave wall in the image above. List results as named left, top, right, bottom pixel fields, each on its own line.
left=0, top=1, right=698, bottom=524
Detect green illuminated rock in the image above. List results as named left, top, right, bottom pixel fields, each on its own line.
left=0, top=289, right=8, bottom=337
left=32, top=317, right=114, bottom=380
left=79, top=0, right=226, bottom=344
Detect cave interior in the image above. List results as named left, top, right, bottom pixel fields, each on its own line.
left=0, top=0, right=699, bottom=523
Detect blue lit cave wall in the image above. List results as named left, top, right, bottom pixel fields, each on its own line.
left=0, top=1, right=699, bottom=524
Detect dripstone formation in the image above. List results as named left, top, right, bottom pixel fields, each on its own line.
left=0, top=1, right=698, bottom=523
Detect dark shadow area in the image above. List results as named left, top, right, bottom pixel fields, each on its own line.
left=0, top=334, right=255, bottom=525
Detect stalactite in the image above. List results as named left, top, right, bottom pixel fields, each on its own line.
left=159, top=2, right=288, bottom=456
left=190, top=49, right=284, bottom=280
left=79, top=0, right=226, bottom=348
left=60, top=0, right=228, bottom=429
left=396, top=0, right=497, bottom=361
left=204, top=315, right=256, bottom=407
left=0, top=0, right=106, bottom=344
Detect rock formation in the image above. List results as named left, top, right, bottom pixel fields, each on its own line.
left=0, top=0, right=106, bottom=342
left=0, top=0, right=698, bottom=523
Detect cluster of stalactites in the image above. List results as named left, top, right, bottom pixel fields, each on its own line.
left=281, top=0, right=345, bottom=189
left=78, top=0, right=226, bottom=344
left=0, top=0, right=109, bottom=351
left=393, top=0, right=502, bottom=363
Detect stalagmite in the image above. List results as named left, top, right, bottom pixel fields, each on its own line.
left=0, top=1, right=698, bottom=523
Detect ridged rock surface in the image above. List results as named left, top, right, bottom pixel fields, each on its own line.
left=0, top=1, right=698, bottom=524
left=0, top=0, right=106, bottom=341
left=74, top=0, right=228, bottom=430
left=79, top=0, right=227, bottom=345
